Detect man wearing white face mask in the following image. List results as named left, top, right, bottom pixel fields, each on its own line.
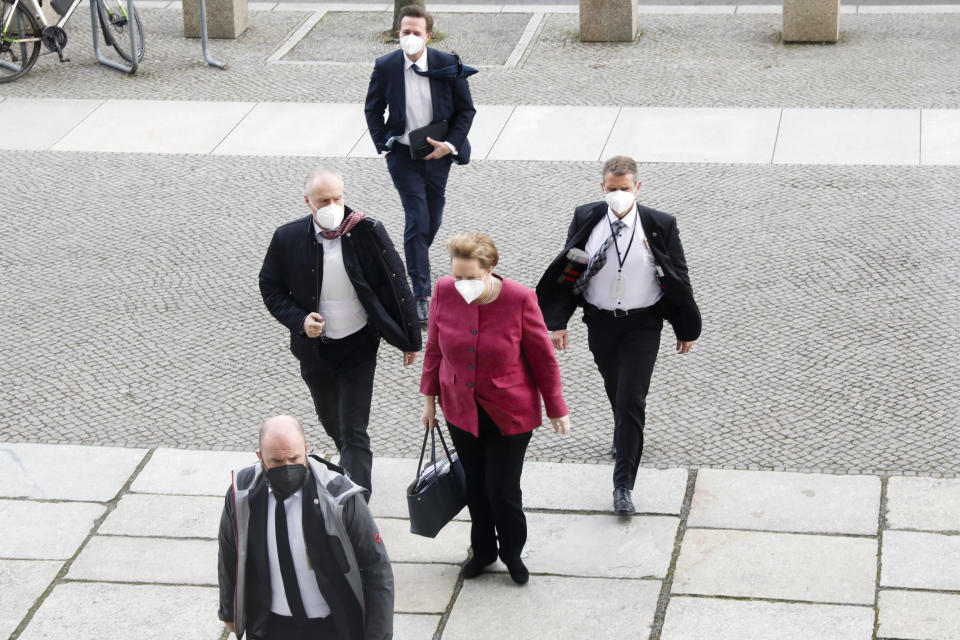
left=536, top=156, right=701, bottom=516
left=364, top=5, right=477, bottom=326
left=259, top=168, right=422, bottom=496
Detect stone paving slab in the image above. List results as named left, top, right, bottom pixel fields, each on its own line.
left=921, top=109, right=960, bottom=166
left=508, top=513, right=679, bottom=578
left=602, top=107, right=782, bottom=164
left=521, top=462, right=687, bottom=514
left=131, top=449, right=259, bottom=496
left=0, top=98, right=103, bottom=151
left=444, top=574, right=661, bottom=639
left=660, top=596, right=875, bottom=640
left=52, top=100, right=257, bottom=155
left=392, top=562, right=461, bottom=613
left=0, top=500, right=106, bottom=559
left=395, top=613, right=442, bottom=640
left=672, top=529, right=878, bottom=604
left=17, top=582, right=222, bottom=640
left=213, top=102, right=368, bottom=157
left=0, top=559, right=62, bottom=640
left=68, top=535, right=218, bottom=585
left=0, top=442, right=146, bottom=501
left=877, top=589, right=960, bottom=640
left=687, top=469, right=880, bottom=534
left=773, top=108, right=920, bottom=165
left=377, top=517, right=471, bottom=564
left=886, top=477, right=960, bottom=533
left=881, top=530, right=960, bottom=591
left=486, top=105, right=620, bottom=161
left=99, top=494, right=224, bottom=538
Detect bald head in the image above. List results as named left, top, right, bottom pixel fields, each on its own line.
left=257, top=415, right=308, bottom=470
left=304, top=168, right=344, bottom=196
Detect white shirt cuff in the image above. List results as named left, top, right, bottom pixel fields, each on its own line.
left=443, top=141, right=458, bottom=156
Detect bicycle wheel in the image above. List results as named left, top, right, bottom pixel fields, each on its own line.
left=96, top=0, right=144, bottom=63
left=0, top=0, right=41, bottom=83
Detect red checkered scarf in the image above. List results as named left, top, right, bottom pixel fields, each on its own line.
left=319, top=210, right=367, bottom=239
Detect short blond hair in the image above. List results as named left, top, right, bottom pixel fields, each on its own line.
left=446, top=232, right=499, bottom=270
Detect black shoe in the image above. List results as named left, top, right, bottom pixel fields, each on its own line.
left=613, top=487, right=635, bottom=516
left=503, top=557, right=529, bottom=585
left=416, top=298, right=429, bottom=325
left=462, top=553, right=496, bottom=579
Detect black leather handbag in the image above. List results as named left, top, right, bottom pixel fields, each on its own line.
left=407, top=425, right=467, bottom=538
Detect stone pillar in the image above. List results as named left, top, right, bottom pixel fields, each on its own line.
left=783, top=0, right=840, bottom=43
left=579, top=0, right=637, bottom=43
left=182, top=0, right=248, bottom=39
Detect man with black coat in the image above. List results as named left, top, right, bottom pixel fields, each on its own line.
left=259, top=168, right=421, bottom=495
left=536, top=156, right=701, bottom=516
left=218, top=415, right=393, bottom=640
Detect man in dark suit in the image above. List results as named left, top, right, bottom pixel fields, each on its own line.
left=536, top=156, right=701, bottom=516
left=364, top=4, right=476, bottom=324
left=259, top=169, right=422, bottom=495
left=218, top=415, right=393, bottom=640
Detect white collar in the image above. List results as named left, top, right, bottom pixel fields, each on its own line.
left=606, top=204, right=638, bottom=229
left=404, top=50, right=428, bottom=72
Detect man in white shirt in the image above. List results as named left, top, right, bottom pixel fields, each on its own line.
left=536, top=156, right=702, bottom=516
left=218, top=415, right=393, bottom=640
left=259, top=169, right=421, bottom=495
left=364, top=5, right=477, bottom=324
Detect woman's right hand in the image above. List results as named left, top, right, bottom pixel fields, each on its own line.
left=422, top=396, right=438, bottom=430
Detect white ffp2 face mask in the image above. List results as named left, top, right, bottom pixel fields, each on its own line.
left=399, top=34, right=426, bottom=57
left=605, top=189, right=636, bottom=215
left=314, top=203, right=344, bottom=230
left=454, top=278, right=486, bottom=304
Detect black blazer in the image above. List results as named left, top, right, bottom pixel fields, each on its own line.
left=258, top=210, right=422, bottom=363
left=364, top=48, right=476, bottom=164
left=536, top=202, right=702, bottom=342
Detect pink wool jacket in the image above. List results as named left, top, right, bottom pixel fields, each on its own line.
left=420, top=276, right=568, bottom=436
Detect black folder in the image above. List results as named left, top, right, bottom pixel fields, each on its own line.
left=408, top=120, right=450, bottom=160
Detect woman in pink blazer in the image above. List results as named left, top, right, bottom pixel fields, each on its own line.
left=420, top=232, right=570, bottom=585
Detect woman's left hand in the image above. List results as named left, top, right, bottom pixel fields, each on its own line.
left=550, top=415, right=570, bottom=436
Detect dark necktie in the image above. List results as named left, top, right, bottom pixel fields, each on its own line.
left=573, top=219, right=627, bottom=295
left=274, top=495, right=308, bottom=622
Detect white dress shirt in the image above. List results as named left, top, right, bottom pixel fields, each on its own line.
left=313, top=222, right=368, bottom=339
left=583, top=205, right=663, bottom=311
left=391, top=52, right=457, bottom=155
left=266, top=487, right=332, bottom=619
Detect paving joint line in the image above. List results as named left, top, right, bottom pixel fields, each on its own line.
left=682, top=525, right=880, bottom=539
left=872, top=476, right=889, bottom=640
left=648, top=467, right=697, bottom=639
left=7, top=447, right=157, bottom=640
left=669, top=592, right=877, bottom=608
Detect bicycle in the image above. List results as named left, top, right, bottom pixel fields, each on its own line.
left=0, top=0, right=144, bottom=83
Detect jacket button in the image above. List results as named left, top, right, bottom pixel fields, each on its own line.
left=467, top=382, right=474, bottom=388
left=312, top=296, right=316, bottom=300
left=313, top=498, right=319, bottom=505
left=468, top=364, right=474, bottom=370
left=469, top=348, right=475, bottom=353
left=346, top=233, right=351, bottom=237
left=471, top=329, right=477, bottom=335
left=311, top=269, right=315, bottom=273
left=400, top=297, right=405, bottom=302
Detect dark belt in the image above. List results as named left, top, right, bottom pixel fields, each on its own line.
left=583, top=302, right=655, bottom=319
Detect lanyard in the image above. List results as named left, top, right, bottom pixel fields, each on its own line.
left=608, top=209, right=638, bottom=272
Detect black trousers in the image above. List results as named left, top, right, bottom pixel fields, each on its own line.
left=385, top=145, right=453, bottom=298
left=300, top=324, right=380, bottom=494
left=448, top=405, right=532, bottom=563
left=584, top=306, right=662, bottom=491
left=253, top=613, right=338, bottom=640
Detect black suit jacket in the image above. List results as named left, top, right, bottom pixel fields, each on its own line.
left=364, top=48, right=476, bottom=164
left=536, top=203, right=702, bottom=342
left=259, top=209, right=422, bottom=364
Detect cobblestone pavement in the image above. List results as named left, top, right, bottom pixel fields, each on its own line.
left=1, top=151, right=957, bottom=475
left=1, top=9, right=959, bottom=107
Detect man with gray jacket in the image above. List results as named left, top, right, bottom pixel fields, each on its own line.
left=218, top=415, right=393, bottom=640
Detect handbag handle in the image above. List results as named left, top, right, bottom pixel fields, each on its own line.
left=414, top=424, right=456, bottom=480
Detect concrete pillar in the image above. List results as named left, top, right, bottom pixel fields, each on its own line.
left=182, top=0, right=248, bottom=39
left=579, top=0, right=637, bottom=43
left=783, top=0, right=840, bottom=43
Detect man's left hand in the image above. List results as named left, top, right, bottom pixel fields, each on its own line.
left=423, top=137, right=451, bottom=160
left=676, top=340, right=694, bottom=354
left=403, top=351, right=420, bottom=366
